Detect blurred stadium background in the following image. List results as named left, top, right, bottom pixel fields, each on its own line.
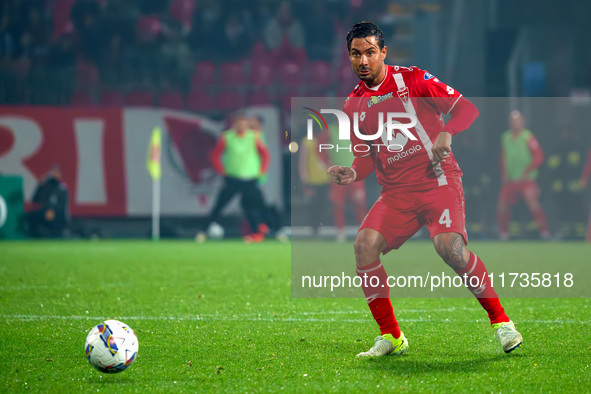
left=1, top=0, right=591, bottom=240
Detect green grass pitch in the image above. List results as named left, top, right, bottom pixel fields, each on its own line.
left=1, top=240, right=590, bottom=392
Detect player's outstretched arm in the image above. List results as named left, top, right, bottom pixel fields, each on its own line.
left=327, top=166, right=356, bottom=185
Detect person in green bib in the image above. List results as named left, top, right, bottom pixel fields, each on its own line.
left=497, top=110, right=549, bottom=240
left=196, top=113, right=271, bottom=243
left=325, top=123, right=367, bottom=242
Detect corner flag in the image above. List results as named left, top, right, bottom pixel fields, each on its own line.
left=147, top=127, right=162, bottom=180
left=147, top=127, right=162, bottom=241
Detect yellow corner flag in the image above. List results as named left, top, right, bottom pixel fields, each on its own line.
left=147, top=127, right=162, bottom=180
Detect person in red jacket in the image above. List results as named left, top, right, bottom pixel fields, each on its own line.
left=497, top=110, right=549, bottom=240
left=196, top=113, right=270, bottom=243
left=580, top=149, right=591, bottom=242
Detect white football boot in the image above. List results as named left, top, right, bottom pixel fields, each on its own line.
left=356, top=332, right=408, bottom=358
left=493, top=321, right=523, bottom=353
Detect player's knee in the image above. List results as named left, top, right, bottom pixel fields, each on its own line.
left=433, top=233, right=468, bottom=271
left=433, top=237, right=449, bottom=261
left=353, top=237, right=371, bottom=257
left=354, top=237, right=379, bottom=265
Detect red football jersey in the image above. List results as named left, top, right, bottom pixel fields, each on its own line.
left=343, top=65, right=464, bottom=192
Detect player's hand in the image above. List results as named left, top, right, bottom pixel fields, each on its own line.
left=518, top=172, right=530, bottom=182
left=327, top=165, right=356, bottom=185
left=431, top=131, right=452, bottom=163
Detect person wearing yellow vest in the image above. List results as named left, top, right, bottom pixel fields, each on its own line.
left=497, top=110, right=549, bottom=240
left=324, top=123, right=367, bottom=242
left=298, top=135, right=331, bottom=236
left=196, top=114, right=270, bottom=243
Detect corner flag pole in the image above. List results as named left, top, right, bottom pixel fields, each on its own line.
left=147, top=127, right=162, bottom=241
left=152, top=173, right=160, bottom=241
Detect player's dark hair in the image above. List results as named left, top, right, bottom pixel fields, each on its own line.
left=346, top=21, right=384, bottom=52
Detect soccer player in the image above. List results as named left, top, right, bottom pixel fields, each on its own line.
left=497, top=110, right=549, bottom=240
left=580, top=148, right=591, bottom=242
left=327, top=22, right=522, bottom=357
left=196, top=113, right=270, bottom=243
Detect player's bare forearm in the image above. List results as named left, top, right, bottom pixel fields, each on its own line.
left=431, top=131, right=452, bottom=163
left=327, top=165, right=356, bottom=185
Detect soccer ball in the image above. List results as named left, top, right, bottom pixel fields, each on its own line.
left=84, top=319, right=138, bottom=373
left=207, top=222, right=225, bottom=239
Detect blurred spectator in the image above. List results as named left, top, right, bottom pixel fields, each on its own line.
left=102, top=0, right=140, bottom=42
left=0, top=5, right=15, bottom=60
left=99, top=33, right=130, bottom=87
left=190, top=0, right=225, bottom=61
left=160, top=30, right=193, bottom=88
left=250, top=0, right=274, bottom=39
left=46, top=33, right=76, bottom=72
left=71, top=0, right=104, bottom=64
left=190, top=1, right=253, bottom=63
left=497, top=110, right=549, bottom=240
left=14, top=4, right=50, bottom=61
left=25, top=165, right=69, bottom=238
left=170, top=0, right=197, bottom=34
left=220, top=11, right=253, bottom=61
left=43, top=33, right=76, bottom=103
left=323, top=123, right=367, bottom=242
left=302, top=2, right=336, bottom=61
left=298, top=134, right=331, bottom=237
left=263, top=1, right=304, bottom=53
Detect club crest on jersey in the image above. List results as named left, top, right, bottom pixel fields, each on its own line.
left=367, top=92, right=394, bottom=108
left=397, top=86, right=409, bottom=103
left=424, top=72, right=435, bottom=80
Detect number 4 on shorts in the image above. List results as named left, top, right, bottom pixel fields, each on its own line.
left=439, top=209, right=452, bottom=228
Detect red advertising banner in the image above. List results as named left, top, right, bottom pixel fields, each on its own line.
left=0, top=107, right=126, bottom=216
left=0, top=106, right=282, bottom=217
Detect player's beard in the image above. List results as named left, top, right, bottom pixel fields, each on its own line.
left=357, top=65, right=382, bottom=85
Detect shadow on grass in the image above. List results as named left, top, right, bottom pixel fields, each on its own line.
left=86, top=375, right=132, bottom=384
left=358, top=352, right=527, bottom=374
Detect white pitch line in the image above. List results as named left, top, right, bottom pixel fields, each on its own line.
left=0, top=314, right=587, bottom=325
left=299, top=307, right=480, bottom=315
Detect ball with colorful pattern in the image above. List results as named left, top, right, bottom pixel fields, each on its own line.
left=84, top=319, right=138, bottom=373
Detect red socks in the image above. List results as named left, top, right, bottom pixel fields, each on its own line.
left=497, top=207, right=510, bottom=237
left=357, top=253, right=509, bottom=334
left=498, top=204, right=549, bottom=237
left=531, top=205, right=550, bottom=236
left=455, top=252, right=510, bottom=324
left=356, top=259, right=401, bottom=338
